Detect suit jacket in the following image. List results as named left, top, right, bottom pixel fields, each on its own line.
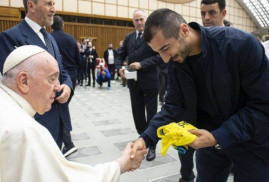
left=51, top=29, right=81, bottom=77
left=0, top=20, right=73, bottom=138
left=116, top=31, right=162, bottom=89
left=86, top=47, right=98, bottom=67
left=104, top=48, right=117, bottom=65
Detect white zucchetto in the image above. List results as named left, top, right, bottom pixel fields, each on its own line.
left=3, top=45, right=46, bottom=74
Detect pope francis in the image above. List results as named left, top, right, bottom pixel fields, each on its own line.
left=0, top=45, right=146, bottom=182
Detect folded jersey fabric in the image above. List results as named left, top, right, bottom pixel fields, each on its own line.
left=157, top=121, right=197, bottom=156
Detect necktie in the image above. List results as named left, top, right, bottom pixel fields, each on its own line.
left=135, top=32, right=142, bottom=47
left=40, top=28, right=55, bottom=57
left=137, top=32, right=142, bottom=40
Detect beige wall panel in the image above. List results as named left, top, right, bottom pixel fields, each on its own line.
left=189, top=16, right=196, bottom=22
left=118, top=6, right=128, bottom=18
left=0, top=0, right=9, bottom=6
left=92, top=2, right=104, bottom=15
left=63, top=0, right=77, bottom=12
left=190, top=7, right=196, bottom=17
left=189, top=0, right=196, bottom=7
left=149, top=0, right=157, bottom=11
left=184, top=16, right=190, bottom=22
left=175, top=4, right=183, bottom=14
left=166, top=3, right=175, bottom=11
left=79, top=1, right=91, bottom=14
left=158, top=1, right=166, bottom=8
left=10, top=0, right=23, bottom=7
left=129, top=7, right=136, bottom=18
left=118, top=0, right=128, bottom=6
left=106, top=0, right=116, bottom=4
left=105, top=4, right=116, bottom=16
left=55, top=0, right=63, bottom=11
left=139, top=0, right=148, bottom=9
left=93, top=0, right=104, bottom=2
left=129, top=0, right=138, bottom=8
left=182, top=5, right=190, bottom=16
left=242, top=17, right=247, bottom=25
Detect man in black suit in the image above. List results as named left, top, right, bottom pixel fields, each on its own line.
left=116, top=10, right=162, bottom=161
left=79, top=39, right=88, bottom=86
left=104, top=43, right=117, bottom=81
left=51, top=15, right=80, bottom=157
left=0, top=0, right=73, bottom=149
left=86, top=41, right=98, bottom=87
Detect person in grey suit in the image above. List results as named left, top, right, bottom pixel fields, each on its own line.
left=116, top=10, right=162, bottom=161
left=0, top=0, right=73, bottom=149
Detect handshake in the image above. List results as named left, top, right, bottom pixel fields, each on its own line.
left=115, top=138, right=147, bottom=174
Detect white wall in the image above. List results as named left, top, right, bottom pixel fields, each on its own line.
left=4, top=0, right=257, bottom=32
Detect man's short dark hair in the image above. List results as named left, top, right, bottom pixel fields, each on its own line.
left=23, top=0, right=38, bottom=14
left=201, top=0, right=226, bottom=11
left=144, top=8, right=187, bottom=43
left=51, top=16, right=64, bottom=30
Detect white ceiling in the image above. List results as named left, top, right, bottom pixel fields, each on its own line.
left=236, top=0, right=269, bottom=34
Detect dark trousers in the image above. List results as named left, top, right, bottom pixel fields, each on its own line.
left=79, top=57, right=87, bottom=83
left=159, top=72, right=168, bottom=102
left=178, top=147, right=195, bottom=181
left=196, top=145, right=269, bottom=182
left=128, top=81, right=158, bottom=135
left=63, top=127, right=72, bottom=147
left=108, top=64, right=115, bottom=80
left=87, top=62, right=96, bottom=85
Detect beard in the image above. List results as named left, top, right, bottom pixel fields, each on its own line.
left=172, top=36, right=190, bottom=63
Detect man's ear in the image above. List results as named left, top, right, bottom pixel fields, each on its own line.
left=27, top=0, right=35, bottom=13
left=17, top=72, right=30, bottom=94
left=221, top=9, right=227, bottom=18
left=180, top=23, right=190, bottom=37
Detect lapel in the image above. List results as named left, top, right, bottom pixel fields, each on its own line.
left=21, top=20, right=47, bottom=50
left=21, top=20, right=57, bottom=58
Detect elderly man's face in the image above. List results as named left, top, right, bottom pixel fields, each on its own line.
left=29, top=52, right=60, bottom=114
left=133, top=11, right=146, bottom=32
left=200, top=2, right=226, bottom=26
left=31, top=0, right=56, bottom=27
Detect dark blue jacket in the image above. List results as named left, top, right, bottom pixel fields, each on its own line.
left=142, top=23, right=269, bottom=162
left=0, top=20, right=73, bottom=140
left=51, top=29, right=81, bottom=72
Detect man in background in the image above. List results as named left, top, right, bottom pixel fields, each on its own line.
left=86, top=41, right=98, bottom=87
left=104, top=43, right=117, bottom=82
left=116, top=9, right=162, bottom=161
left=51, top=15, right=80, bottom=157
left=200, top=0, right=226, bottom=27
left=0, top=0, right=73, bottom=149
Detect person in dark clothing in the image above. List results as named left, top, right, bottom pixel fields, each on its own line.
left=104, top=43, right=117, bottom=81
left=51, top=15, right=79, bottom=157
left=79, top=39, right=88, bottom=86
left=85, top=41, right=98, bottom=87
left=116, top=10, right=163, bottom=162
left=132, top=8, right=269, bottom=182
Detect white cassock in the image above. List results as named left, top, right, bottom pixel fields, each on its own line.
left=0, top=83, right=120, bottom=182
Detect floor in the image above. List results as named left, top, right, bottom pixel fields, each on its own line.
left=67, top=80, right=234, bottom=182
